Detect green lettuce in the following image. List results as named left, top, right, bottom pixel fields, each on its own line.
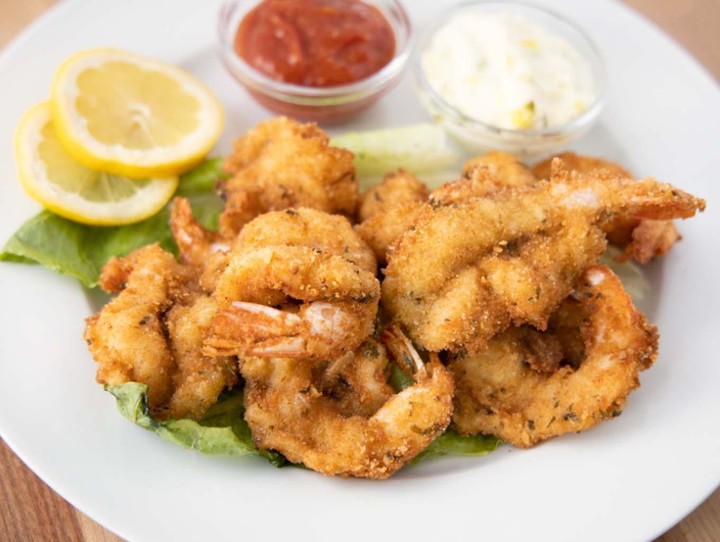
left=0, top=158, right=225, bottom=288
left=107, top=382, right=286, bottom=467
left=330, top=123, right=459, bottom=190
left=413, top=431, right=501, bottom=464
left=108, top=381, right=499, bottom=469
left=389, top=362, right=502, bottom=463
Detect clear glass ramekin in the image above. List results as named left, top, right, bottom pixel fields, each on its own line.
left=413, top=1, right=607, bottom=157
left=218, top=0, right=414, bottom=123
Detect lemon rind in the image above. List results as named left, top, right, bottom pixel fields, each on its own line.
left=15, top=102, right=178, bottom=226
left=50, top=48, right=224, bottom=178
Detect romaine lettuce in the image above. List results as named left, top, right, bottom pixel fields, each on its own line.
left=108, top=381, right=500, bottom=470
left=107, top=382, right=286, bottom=467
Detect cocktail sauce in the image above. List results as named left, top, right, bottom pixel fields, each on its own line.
left=234, top=0, right=395, bottom=87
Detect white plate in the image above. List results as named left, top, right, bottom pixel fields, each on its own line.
left=0, top=1, right=718, bottom=541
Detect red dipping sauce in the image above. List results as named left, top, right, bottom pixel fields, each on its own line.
left=234, top=0, right=396, bottom=87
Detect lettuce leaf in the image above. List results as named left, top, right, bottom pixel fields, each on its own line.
left=107, top=381, right=498, bottom=469
left=389, top=362, right=502, bottom=463
left=413, top=431, right=501, bottom=464
left=330, top=123, right=459, bottom=190
left=107, top=382, right=286, bottom=467
left=0, top=158, right=225, bottom=288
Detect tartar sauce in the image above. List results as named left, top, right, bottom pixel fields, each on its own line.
left=421, top=12, right=596, bottom=130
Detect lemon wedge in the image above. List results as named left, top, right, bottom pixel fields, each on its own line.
left=15, top=102, right=178, bottom=226
left=50, top=48, right=224, bottom=178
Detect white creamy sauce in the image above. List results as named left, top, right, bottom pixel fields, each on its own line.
left=421, top=12, right=596, bottom=130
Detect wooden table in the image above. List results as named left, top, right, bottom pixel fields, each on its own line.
left=0, top=0, right=718, bottom=540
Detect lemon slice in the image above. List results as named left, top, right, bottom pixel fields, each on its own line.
left=15, top=102, right=178, bottom=226
left=50, top=48, right=224, bottom=178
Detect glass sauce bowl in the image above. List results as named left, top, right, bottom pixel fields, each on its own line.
left=218, top=0, right=414, bottom=122
left=413, top=1, right=607, bottom=157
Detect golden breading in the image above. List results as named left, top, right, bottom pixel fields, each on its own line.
left=236, top=207, right=376, bottom=272
left=461, top=151, right=537, bottom=193
left=357, top=169, right=429, bottom=222
left=219, top=117, right=358, bottom=237
left=205, top=246, right=379, bottom=360
left=450, top=265, right=658, bottom=448
left=205, top=208, right=380, bottom=361
left=84, top=244, right=237, bottom=419
left=382, top=160, right=705, bottom=353
left=165, top=296, right=239, bottom=419
left=241, top=330, right=453, bottom=479
left=532, top=151, right=631, bottom=180
left=533, top=151, right=683, bottom=261
left=356, top=170, right=429, bottom=265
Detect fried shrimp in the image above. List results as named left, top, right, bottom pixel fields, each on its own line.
left=461, top=151, right=537, bottom=194
left=205, top=245, right=379, bottom=359
left=165, top=295, right=238, bottom=419
left=218, top=117, right=358, bottom=237
left=236, top=208, right=376, bottom=272
left=170, top=197, right=230, bottom=288
left=357, top=169, right=429, bottom=222
left=383, top=160, right=705, bottom=353
left=533, top=151, right=682, bottom=262
left=450, top=265, right=658, bottom=448
left=616, top=218, right=682, bottom=263
left=356, top=170, right=429, bottom=265
left=84, top=244, right=237, bottom=419
left=532, top=151, right=631, bottom=181
left=241, top=328, right=454, bottom=478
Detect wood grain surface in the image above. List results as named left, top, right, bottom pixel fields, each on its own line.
left=0, top=0, right=717, bottom=541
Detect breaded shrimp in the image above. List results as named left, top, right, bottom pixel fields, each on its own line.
left=218, top=117, right=358, bottom=237
left=617, top=218, right=682, bottom=264
left=533, top=151, right=682, bottom=262
left=450, top=265, right=658, bottom=447
left=205, top=246, right=379, bottom=359
left=461, top=151, right=537, bottom=194
left=236, top=208, right=376, bottom=272
left=241, top=328, right=453, bottom=478
left=170, top=197, right=230, bottom=290
left=205, top=208, right=380, bottom=359
left=532, top=152, right=631, bottom=181
left=427, top=152, right=536, bottom=207
left=356, top=170, right=429, bottom=265
left=85, top=245, right=188, bottom=410
left=165, top=295, right=238, bottom=420
left=357, top=169, right=429, bottom=222
left=84, top=245, right=237, bottom=419
left=383, top=160, right=705, bottom=353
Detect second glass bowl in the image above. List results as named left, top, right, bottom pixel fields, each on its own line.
left=413, top=1, right=607, bottom=157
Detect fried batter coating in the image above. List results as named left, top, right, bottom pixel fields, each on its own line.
left=356, top=203, right=426, bottom=266
left=165, top=295, right=238, bottom=419
left=383, top=160, right=705, bottom=353
left=356, top=170, right=429, bottom=265
left=533, top=151, right=682, bottom=261
left=84, top=244, right=237, bottom=419
left=450, top=265, right=658, bottom=447
left=532, top=151, right=631, bottom=181
left=241, top=329, right=453, bottom=479
left=461, top=151, right=537, bottom=194
left=206, top=209, right=379, bottom=359
left=218, top=117, right=358, bottom=237
left=237, top=208, right=376, bottom=272
left=205, top=246, right=379, bottom=359
left=357, top=169, right=429, bottom=222
left=427, top=152, right=536, bottom=208
left=170, top=197, right=231, bottom=291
